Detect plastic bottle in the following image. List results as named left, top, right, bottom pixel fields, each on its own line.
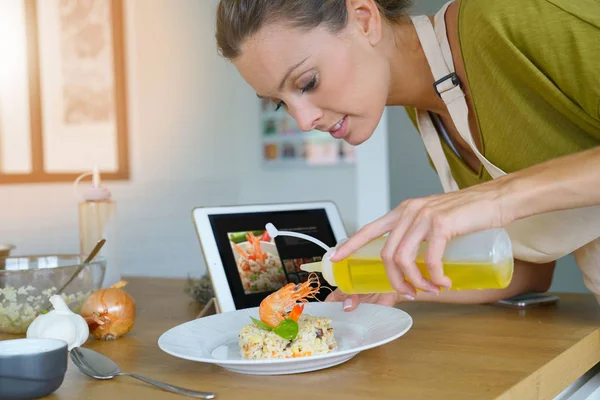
left=265, top=223, right=514, bottom=294
left=74, top=166, right=121, bottom=288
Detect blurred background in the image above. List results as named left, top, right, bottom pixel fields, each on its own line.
left=0, top=0, right=587, bottom=293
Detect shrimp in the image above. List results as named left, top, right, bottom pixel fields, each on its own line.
left=232, top=243, right=250, bottom=259
left=247, top=232, right=267, bottom=264
left=234, top=233, right=269, bottom=268
left=233, top=240, right=264, bottom=269
left=258, top=272, right=321, bottom=328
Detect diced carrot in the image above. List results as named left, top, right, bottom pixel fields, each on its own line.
left=289, top=303, right=304, bottom=322
left=292, top=352, right=312, bottom=358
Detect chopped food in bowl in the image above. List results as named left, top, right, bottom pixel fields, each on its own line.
left=0, top=255, right=106, bottom=334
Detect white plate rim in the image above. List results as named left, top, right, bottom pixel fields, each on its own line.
left=157, top=302, right=413, bottom=365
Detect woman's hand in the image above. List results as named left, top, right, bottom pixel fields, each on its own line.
left=329, top=146, right=600, bottom=299
left=330, top=179, right=515, bottom=297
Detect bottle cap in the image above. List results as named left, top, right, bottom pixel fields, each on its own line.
left=73, top=165, right=112, bottom=202
left=300, top=248, right=337, bottom=287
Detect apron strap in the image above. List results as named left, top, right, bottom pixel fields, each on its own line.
left=411, top=2, right=506, bottom=180
left=417, top=111, right=460, bottom=192
left=411, top=12, right=460, bottom=193
left=434, top=1, right=455, bottom=73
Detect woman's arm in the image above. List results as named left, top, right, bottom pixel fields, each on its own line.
left=501, top=146, right=600, bottom=221
left=330, top=146, right=600, bottom=297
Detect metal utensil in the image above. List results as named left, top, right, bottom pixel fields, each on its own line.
left=70, top=347, right=216, bottom=399
left=39, top=239, right=105, bottom=314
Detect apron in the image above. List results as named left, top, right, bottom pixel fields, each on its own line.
left=410, top=2, right=600, bottom=301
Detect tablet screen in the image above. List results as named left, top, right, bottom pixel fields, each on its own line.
left=208, top=208, right=338, bottom=309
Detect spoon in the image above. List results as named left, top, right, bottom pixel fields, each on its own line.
left=57, top=239, right=106, bottom=294
left=70, top=347, right=216, bottom=399
left=39, top=239, right=106, bottom=314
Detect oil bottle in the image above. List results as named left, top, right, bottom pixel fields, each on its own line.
left=74, top=166, right=121, bottom=288
left=265, top=223, right=514, bottom=294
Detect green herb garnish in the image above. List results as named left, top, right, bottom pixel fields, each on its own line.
left=272, top=319, right=299, bottom=341
left=251, top=316, right=272, bottom=331
left=250, top=317, right=299, bottom=341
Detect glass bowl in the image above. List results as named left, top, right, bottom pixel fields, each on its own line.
left=0, top=254, right=106, bottom=334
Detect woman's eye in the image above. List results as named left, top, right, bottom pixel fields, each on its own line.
left=300, top=75, right=317, bottom=94
left=275, top=101, right=285, bottom=111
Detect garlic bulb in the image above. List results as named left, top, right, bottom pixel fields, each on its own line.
left=27, top=294, right=89, bottom=350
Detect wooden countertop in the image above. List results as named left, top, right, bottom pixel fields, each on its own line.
left=2, top=277, right=600, bottom=399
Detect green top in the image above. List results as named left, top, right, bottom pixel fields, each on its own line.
left=406, top=0, right=600, bottom=189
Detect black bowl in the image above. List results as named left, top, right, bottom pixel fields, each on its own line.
left=0, top=338, right=68, bottom=400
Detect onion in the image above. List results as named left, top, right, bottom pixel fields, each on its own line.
left=80, top=280, right=136, bottom=340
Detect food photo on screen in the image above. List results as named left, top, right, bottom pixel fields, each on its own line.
left=228, top=230, right=287, bottom=294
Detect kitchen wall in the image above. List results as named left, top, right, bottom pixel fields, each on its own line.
left=0, top=0, right=356, bottom=279
left=386, top=0, right=589, bottom=294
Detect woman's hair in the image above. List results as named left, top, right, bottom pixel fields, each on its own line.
left=215, top=0, right=413, bottom=59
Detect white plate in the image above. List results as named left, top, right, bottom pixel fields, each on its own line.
left=157, top=302, right=413, bottom=375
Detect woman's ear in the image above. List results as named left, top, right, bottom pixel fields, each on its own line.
left=346, top=0, right=383, bottom=46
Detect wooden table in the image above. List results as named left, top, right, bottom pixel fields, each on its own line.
left=2, top=277, right=600, bottom=399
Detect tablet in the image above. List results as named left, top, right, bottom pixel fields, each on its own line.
left=192, top=201, right=348, bottom=313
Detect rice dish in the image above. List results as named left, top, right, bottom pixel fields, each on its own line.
left=237, top=250, right=286, bottom=294
left=229, top=232, right=287, bottom=294
left=239, top=314, right=337, bottom=359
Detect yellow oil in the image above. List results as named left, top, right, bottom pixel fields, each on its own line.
left=332, top=257, right=513, bottom=294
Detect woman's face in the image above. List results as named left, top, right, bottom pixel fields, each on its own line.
left=232, top=6, right=390, bottom=145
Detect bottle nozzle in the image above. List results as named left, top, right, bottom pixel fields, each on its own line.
left=73, top=166, right=111, bottom=201
left=265, top=223, right=330, bottom=252
left=265, top=223, right=279, bottom=239
left=266, top=222, right=337, bottom=286
left=300, top=261, right=323, bottom=273
left=92, top=165, right=101, bottom=188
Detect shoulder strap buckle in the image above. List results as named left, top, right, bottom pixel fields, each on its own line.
left=434, top=72, right=462, bottom=97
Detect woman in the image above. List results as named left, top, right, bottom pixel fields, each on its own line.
left=215, top=0, right=600, bottom=309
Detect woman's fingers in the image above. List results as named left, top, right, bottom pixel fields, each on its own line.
left=395, top=209, right=451, bottom=290
left=381, top=199, right=444, bottom=294
left=325, top=290, right=401, bottom=311
left=325, top=290, right=361, bottom=311
left=343, top=295, right=361, bottom=311
left=325, top=289, right=346, bottom=302
left=380, top=220, right=417, bottom=298
left=423, top=229, right=452, bottom=289
left=378, top=293, right=403, bottom=307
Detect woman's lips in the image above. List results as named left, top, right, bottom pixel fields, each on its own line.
left=329, top=115, right=348, bottom=139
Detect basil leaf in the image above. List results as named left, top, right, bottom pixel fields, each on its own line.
left=250, top=317, right=272, bottom=331
left=273, top=319, right=299, bottom=341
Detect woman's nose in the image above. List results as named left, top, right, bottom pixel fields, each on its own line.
left=292, top=104, right=322, bottom=132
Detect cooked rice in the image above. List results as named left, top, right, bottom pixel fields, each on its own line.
left=239, top=314, right=337, bottom=359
